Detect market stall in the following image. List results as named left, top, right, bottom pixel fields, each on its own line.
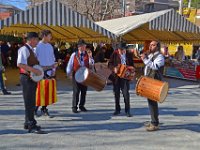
left=96, top=9, right=200, bottom=81
left=164, top=58, right=200, bottom=81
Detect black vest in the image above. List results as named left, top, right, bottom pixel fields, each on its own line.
left=146, top=52, right=164, bottom=81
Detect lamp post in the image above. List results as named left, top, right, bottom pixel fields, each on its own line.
left=188, top=0, right=191, bottom=8
left=122, top=0, right=126, bottom=17
left=179, top=0, right=183, bottom=15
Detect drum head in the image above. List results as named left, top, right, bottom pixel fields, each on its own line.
left=30, top=65, right=44, bottom=82
left=135, top=76, right=143, bottom=95
left=75, top=67, right=89, bottom=83
left=159, top=82, right=169, bottom=103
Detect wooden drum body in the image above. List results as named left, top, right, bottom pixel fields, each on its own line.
left=75, top=67, right=107, bottom=91
left=136, top=76, right=169, bottom=103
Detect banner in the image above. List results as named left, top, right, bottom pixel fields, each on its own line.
left=36, top=79, right=57, bottom=106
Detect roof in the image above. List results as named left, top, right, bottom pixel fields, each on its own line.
left=96, top=9, right=200, bottom=43
left=0, top=3, right=22, bottom=11
left=0, top=0, right=116, bottom=43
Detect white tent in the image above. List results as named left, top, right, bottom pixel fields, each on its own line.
left=96, top=9, right=200, bottom=43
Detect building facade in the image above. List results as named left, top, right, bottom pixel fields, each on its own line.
left=134, top=0, right=179, bottom=13
left=0, top=3, right=21, bottom=20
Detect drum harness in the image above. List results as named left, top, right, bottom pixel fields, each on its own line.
left=146, top=52, right=164, bottom=80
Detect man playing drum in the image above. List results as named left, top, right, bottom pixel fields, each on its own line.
left=140, top=40, right=165, bottom=131
left=66, top=39, right=89, bottom=113
left=17, top=32, right=46, bottom=134
left=108, top=42, right=134, bottom=117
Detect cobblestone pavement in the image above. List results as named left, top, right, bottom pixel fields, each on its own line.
left=0, top=68, right=200, bottom=150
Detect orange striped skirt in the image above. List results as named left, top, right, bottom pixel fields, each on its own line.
left=36, top=79, right=57, bottom=106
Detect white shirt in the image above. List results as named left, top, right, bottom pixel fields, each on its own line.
left=120, top=53, right=126, bottom=65
left=89, top=57, right=95, bottom=66
left=35, top=41, right=55, bottom=66
left=17, top=44, right=35, bottom=65
left=143, top=51, right=165, bottom=76
left=66, top=52, right=86, bottom=75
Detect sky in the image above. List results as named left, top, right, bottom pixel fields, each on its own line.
left=0, top=0, right=28, bottom=10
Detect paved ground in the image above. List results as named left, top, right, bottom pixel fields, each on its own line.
left=0, top=68, right=200, bottom=150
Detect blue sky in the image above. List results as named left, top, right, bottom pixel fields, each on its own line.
left=0, top=0, right=28, bottom=10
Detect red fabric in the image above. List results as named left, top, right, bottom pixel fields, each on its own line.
left=196, top=65, right=200, bottom=79
left=36, top=79, right=57, bottom=106
left=52, top=80, right=55, bottom=104
left=19, top=68, right=28, bottom=74
left=37, top=82, right=41, bottom=106
left=44, top=80, right=49, bottom=106
left=134, top=59, right=143, bottom=63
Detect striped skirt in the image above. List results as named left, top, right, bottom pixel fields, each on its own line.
left=36, top=79, right=57, bottom=106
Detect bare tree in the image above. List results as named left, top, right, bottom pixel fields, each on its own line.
left=63, top=0, right=121, bottom=21
left=27, top=0, right=122, bottom=21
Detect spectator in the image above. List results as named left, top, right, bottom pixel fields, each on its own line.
left=195, top=47, right=200, bottom=61
left=94, top=46, right=106, bottom=63
left=174, top=46, right=185, bottom=61
left=0, top=46, right=11, bottom=95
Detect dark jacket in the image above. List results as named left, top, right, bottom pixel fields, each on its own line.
left=94, top=50, right=106, bottom=63
left=108, top=50, right=134, bottom=69
left=108, top=50, right=134, bottom=82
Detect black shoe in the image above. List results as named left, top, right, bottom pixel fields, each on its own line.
left=24, top=124, right=28, bottom=130
left=28, top=125, right=47, bottom=134
left=31, top=125, right=41, bottom=130
left=42, top=109, right=53, bottom=118
left=113, top=111, right=120, bottom=116
left=79, top=106, right=87, bottom=112
left=24, top=122, right=40, bottom=130
left=126, top=112, right=132, bottom=117
left=72, top=108, right=79, bottom=113
left=41, top=108, right=49, bottom=116
left=3, top=90, right=11, bottom=95
left=34, top=110, right=41, bottom=117
left=31, top=130, right=48, bottom=134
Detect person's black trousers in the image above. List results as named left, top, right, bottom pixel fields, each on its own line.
left=20, top=74, right=37, bottom=126
left=72, top=77, right=87, bottom=109
left=147, top=99, right=159, bottom=126
left=113, top=77, right=130, bottom=113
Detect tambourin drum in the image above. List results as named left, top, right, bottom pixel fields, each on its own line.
left=75, top=67, right=107, bottom=91
left=135, top=76, right=169, bottom=103
left=30, top=65, right=44, bottom=82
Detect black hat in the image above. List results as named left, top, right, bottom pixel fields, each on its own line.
left=26, top=32, right=39, bottom=40
left=77, top=39, right=87, bottom=46
left=118, top=42, right=127, bottom=50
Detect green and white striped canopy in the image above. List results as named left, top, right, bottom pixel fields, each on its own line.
left=0, top=0, right=116, bottom=43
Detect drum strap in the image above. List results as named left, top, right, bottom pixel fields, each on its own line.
left=120, top=53, right=126, bottom=65
left=146, top=53, right=164, bottom=80
left=75, top=51, right=83, bottom=66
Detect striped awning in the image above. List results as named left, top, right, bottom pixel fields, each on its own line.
left=0, top=0, right=116, bottom=43
left=96, top=9, right=200, bottom=43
